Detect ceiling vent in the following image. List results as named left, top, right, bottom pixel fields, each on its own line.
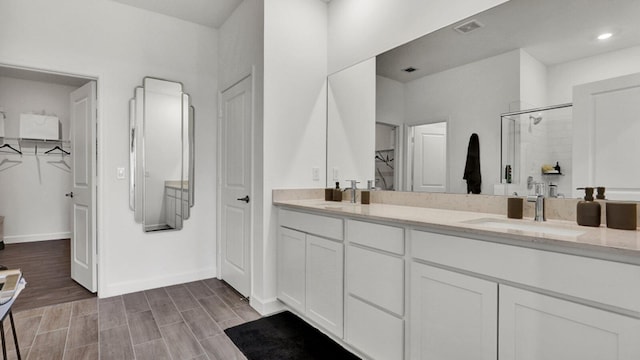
left=402, top=67, right=418, bottom=73
left=454, top=19, right=484, bottom=34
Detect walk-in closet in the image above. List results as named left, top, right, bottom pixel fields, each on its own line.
left=0, top=66, right=96, bottom=311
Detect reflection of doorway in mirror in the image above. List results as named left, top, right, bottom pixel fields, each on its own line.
left=409, top=122, right=447, bottom=193
left=375, top=123, right=398, bottom=190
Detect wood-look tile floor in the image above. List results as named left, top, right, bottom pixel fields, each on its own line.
left=2, top=278, right=259, bottom=360
left=0, top=239, right=96, bottom=312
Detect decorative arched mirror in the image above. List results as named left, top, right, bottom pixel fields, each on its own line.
left=129, top=77, right=194, bottom=232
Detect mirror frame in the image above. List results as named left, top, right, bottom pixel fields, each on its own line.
left=129, top=77, right=195, bottom=232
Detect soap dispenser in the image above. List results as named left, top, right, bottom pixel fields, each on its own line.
left=332, top=182, right=342, bottom=202
left=576, top=187, right=601, bottom=227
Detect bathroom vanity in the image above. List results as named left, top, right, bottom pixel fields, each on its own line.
left=274, top=196, right=640, bottom=360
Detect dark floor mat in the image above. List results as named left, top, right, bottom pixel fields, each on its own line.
left=225, top=311, right=361, bottom=360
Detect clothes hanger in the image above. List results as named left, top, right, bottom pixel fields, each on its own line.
left=0, top=143, right=22, bottom=154
left=44, top=145, right=70, bottom=155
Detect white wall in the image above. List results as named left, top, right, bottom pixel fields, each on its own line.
left=376, top=75, right=405, bottom=127
left=327, top=58, right=376, bottom=186
left=0, top=76, right=77, bottom=242
left=261, top=0, right=328, bottom=312
left=327, top=0, right=508, bottom=73
left=404, top=50, right=520, bottom=194
left=519, top=49, right=548, bottom=109
left=0, top=0, right=218, bottom=297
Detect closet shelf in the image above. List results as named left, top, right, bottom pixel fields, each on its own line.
left=1, top=137, right=71, bottom=144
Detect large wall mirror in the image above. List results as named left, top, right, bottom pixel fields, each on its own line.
left=327, top=0, right=640, bottom=199
left=130, top=77, right=195, bottom=232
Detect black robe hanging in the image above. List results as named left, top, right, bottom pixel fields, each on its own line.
left=463, top=133, right=481, bottom=194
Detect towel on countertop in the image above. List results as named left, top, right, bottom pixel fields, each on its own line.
left=463, top=133, right=481, bottom=194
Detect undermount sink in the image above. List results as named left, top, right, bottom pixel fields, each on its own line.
left=465, top=219, right=585, bottom=237
left=323, top=202, right=361, bottom=210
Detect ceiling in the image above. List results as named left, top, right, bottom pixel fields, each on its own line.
left=377, top=0, right=640, bottom=83
left=110, top=0, right=243, bottom=29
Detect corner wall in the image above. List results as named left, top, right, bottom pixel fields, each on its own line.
left=261, top=0, right=328, bottom=312
left=0, top=0, right=218, bottom=297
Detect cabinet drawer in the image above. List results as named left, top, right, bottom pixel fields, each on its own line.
left=165, top=187, right=177, bottom=198
left=347, top=219, right=404, bottom=254
left=412, top=229, right=640, bottom=314
left=347, top=245, right=403, bottom=315
left=280, top=209, right=343, bottom=240
left=346, top=296, right=404, bottom=360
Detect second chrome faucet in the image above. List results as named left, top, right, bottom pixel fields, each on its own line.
left=527, top=182, right=545, bottom=222
left=344, top=180, right=359, bottom=203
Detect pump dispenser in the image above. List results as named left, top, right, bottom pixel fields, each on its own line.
left=332, top=182, right=342, bottom=202
left=576, top=187, right=601, bottom=227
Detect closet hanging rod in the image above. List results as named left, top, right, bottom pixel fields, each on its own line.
left=1, top=137, right=70, bottom=144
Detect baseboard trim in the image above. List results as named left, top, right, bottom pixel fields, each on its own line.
left=101, top=267, right=217, bottom=298
left=4, top=232, right=72, bottom=244
left=250, top=295, right=284, bottom=316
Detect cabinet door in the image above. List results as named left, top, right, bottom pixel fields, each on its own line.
left=306, top=235, right=344, bottom=338
left=499, top=285, right=640, bottom=360
left=277, top=227, right=306, bottom=313
left=165, top=193, right=176, bottom=228
left=410, top=263, right=497, bottom=360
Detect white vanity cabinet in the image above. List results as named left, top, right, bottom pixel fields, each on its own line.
left=165, top=186, right=188, bottom=229
left=275, top=204, right=640, bottom=360
left=410, top=263, right=497, bottom=360
left=499, top=285, right=640, bottom=360
left=277, top=209, right=344, bottom=338
left=277, top=227, right=307, bottom=313
left=345, top=220, right=405, bottom=360
left=411, top=229, right=640, bottom=360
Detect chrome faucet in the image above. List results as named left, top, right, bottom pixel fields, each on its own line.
left=344, top=180, right=360, bottom=203
left=527, top=182, right=545, bottom=222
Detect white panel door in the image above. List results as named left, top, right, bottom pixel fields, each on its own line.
left=573, top=73, right=640, bottom=200
left=276, top=227, right=306, bottom=313
left=220, top=76, right=252, bottom=297
left=306, top=235, right=344, bottom=338
left=411, top=122, right=447, bottom=192
left=499, top=285, right=640, bottom=360
left=70, top=81, right=97, bottom=292
left=410, top=262, right=497, bottom=360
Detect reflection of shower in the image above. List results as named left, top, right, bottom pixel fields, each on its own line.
left=529, top=114, right=543, bottom=125
left=528, top=114, right=543, bottom=133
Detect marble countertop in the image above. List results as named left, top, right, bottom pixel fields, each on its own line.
left=274, top=199, right=640, bottom=264
left=164, top=180, right=188, bottom=190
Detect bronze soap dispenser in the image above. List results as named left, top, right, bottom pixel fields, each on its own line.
left=576, top=187, right=601, bottom=227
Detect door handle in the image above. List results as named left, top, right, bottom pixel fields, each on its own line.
left=237, top=195, right=250, bottom=203
left=65, top=192, right=74, bottom=198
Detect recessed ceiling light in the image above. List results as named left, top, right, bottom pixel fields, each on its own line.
left=597, top=32, right=613, bottom=40
left=403, top=67, right=418, bottom=73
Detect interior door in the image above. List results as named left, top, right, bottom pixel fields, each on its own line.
left=220, top=76, right=252, bottom=297
left=572, top=73, right=640, bottom=200
left=411, top=122, right=447, bottom=192
left=70, top=81, right=97, bottom=292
